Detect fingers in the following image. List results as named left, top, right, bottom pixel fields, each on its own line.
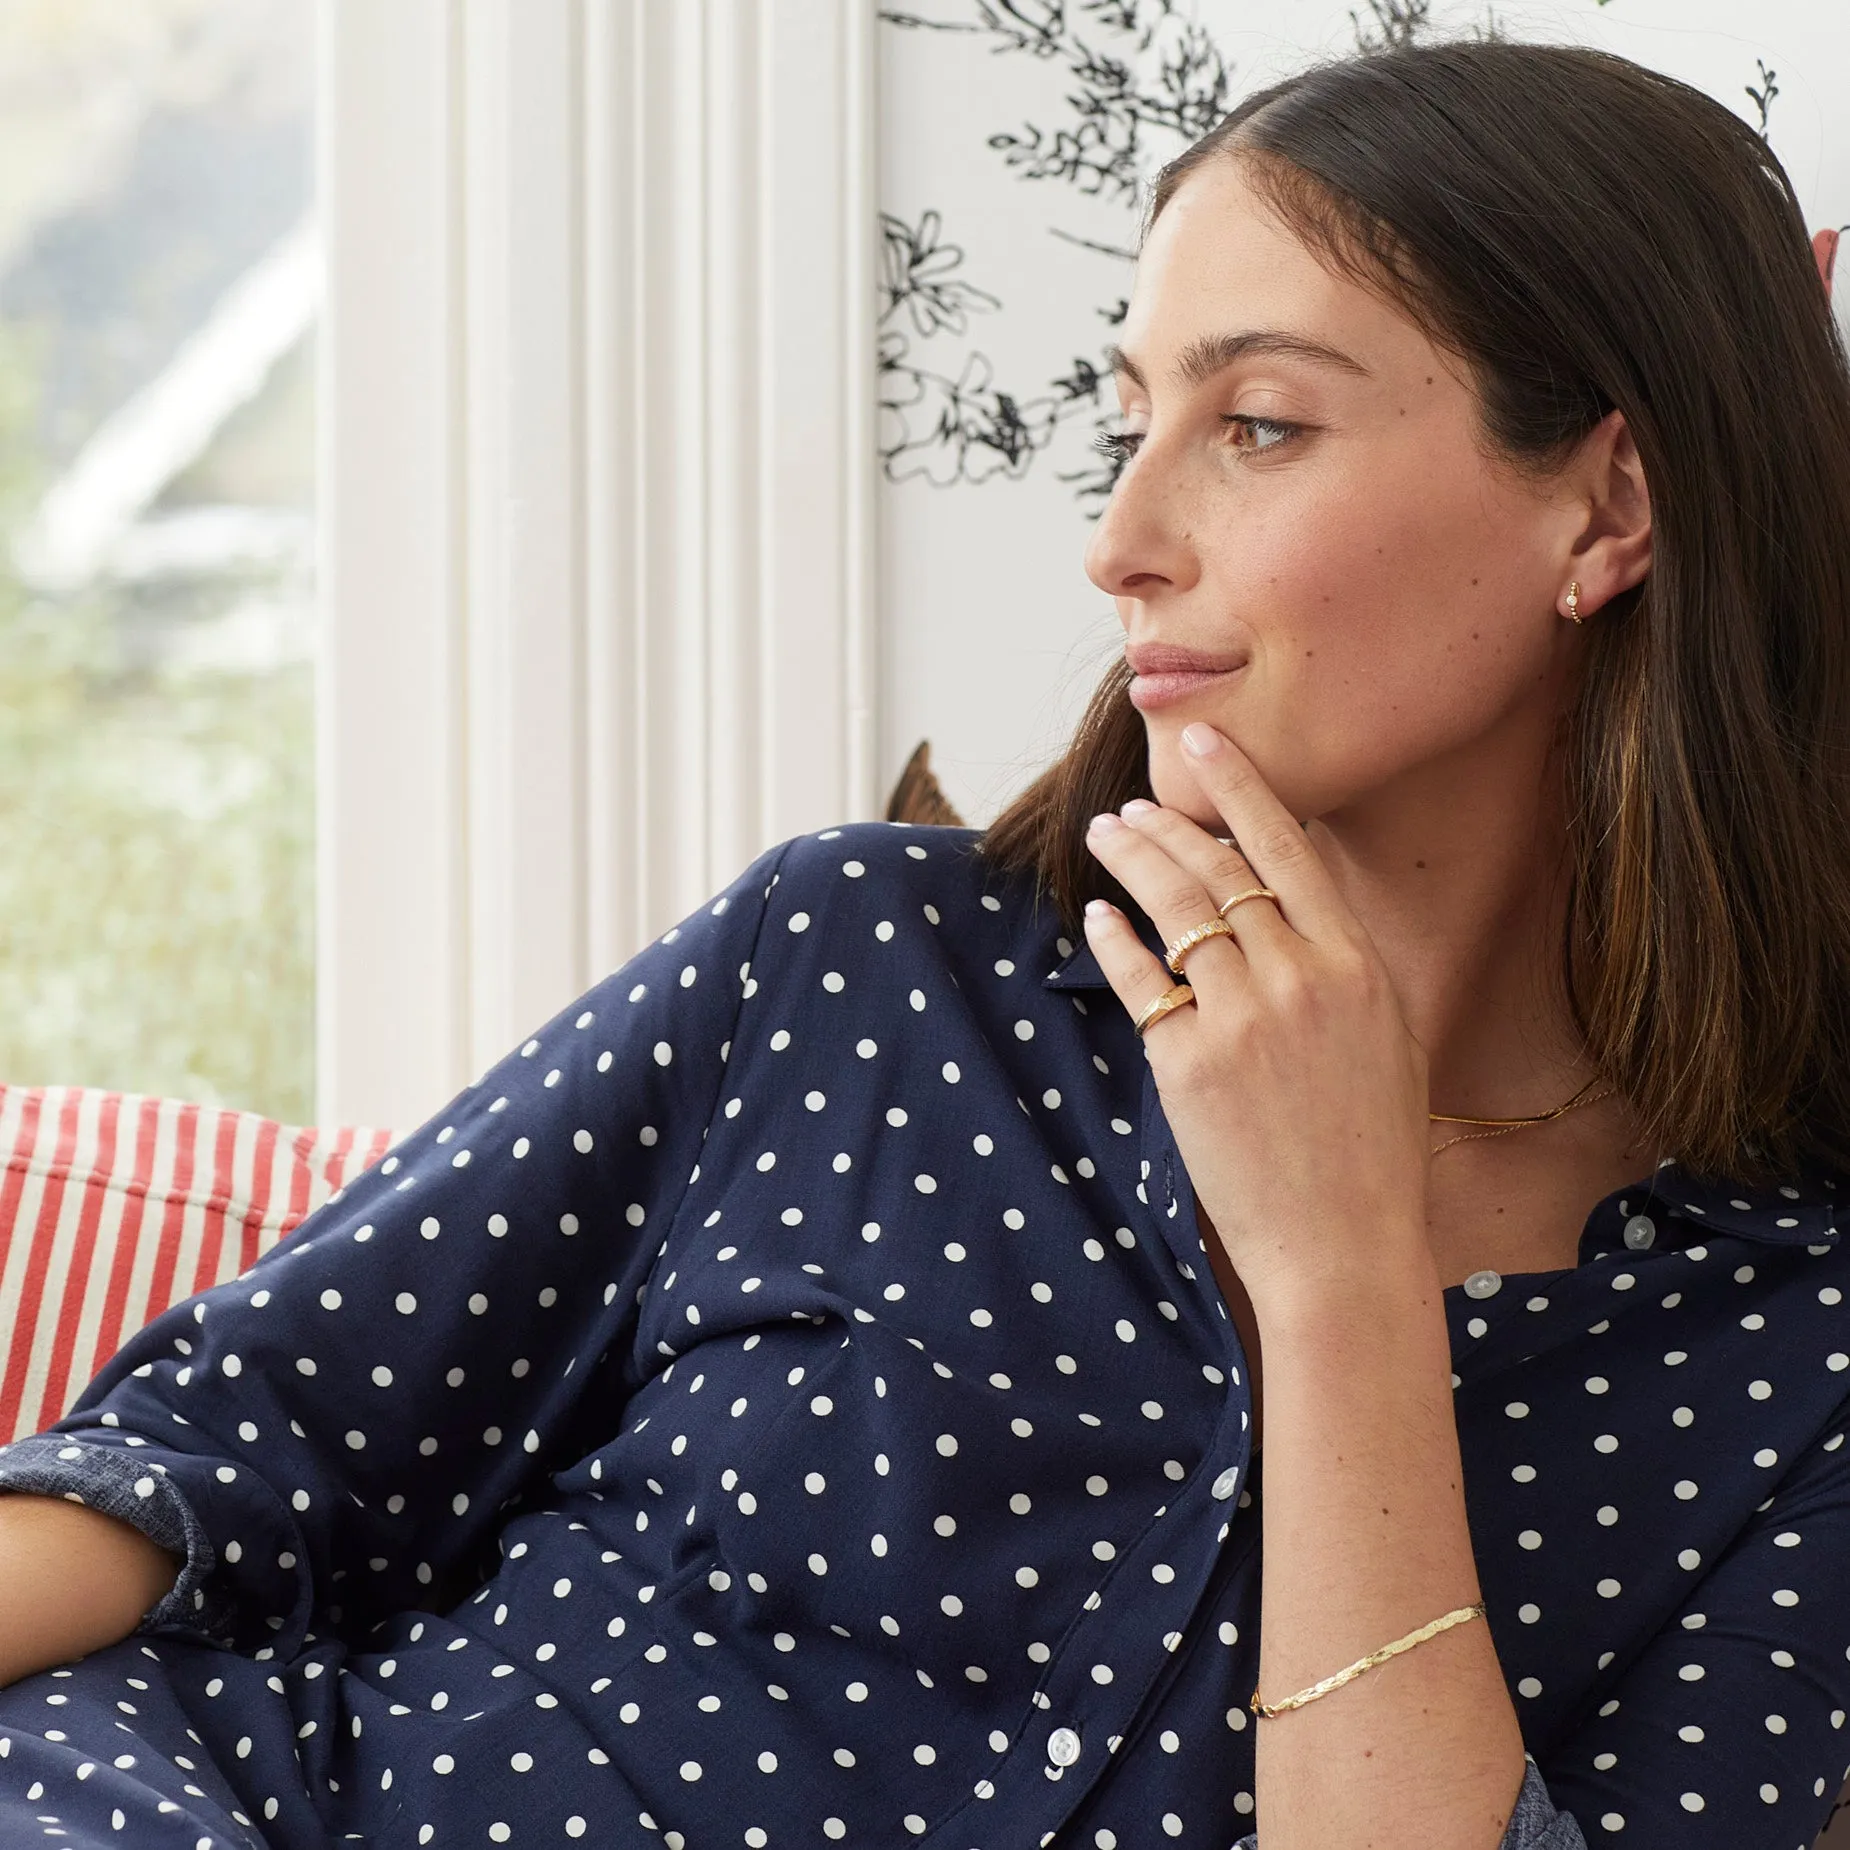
left=1082, top=893, right=1196, bottom=1040
left=1116, top=799, right=1289, bottom=958
left=1175, top=721, right=1348, bottom=943
left=1085, top=810, right=1241, bottom=978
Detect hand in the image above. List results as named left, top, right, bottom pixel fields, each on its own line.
left=1081, top=721, right=1433, bottom=1312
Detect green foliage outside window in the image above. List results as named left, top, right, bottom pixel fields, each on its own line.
left=0, top=322, right=315, bottom=1123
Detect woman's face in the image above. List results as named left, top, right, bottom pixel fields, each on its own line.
left=1084, top=157, right=1587, bottom=832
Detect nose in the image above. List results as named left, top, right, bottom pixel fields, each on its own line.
left=1082, top=438, right=1201, bottom=605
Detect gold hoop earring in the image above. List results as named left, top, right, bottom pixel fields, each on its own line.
left=1565, top=581, right=1582, bottom=624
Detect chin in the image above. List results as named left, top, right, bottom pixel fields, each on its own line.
left=1146, top=741, right=1233, bottom=830
left=1145, top=728, right=1318, bottom=835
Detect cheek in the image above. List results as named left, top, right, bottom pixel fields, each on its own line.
left=1237, top=458, right=1541, bottom=714
left=1147, top=521, right=1546, bottom=818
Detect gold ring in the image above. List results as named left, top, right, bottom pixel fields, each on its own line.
left=1217, top=885, right=1280, bottom=920
left=1133, top=982, right=1197, bottom=1037
left=1163, top=916, right=1237, bottom=976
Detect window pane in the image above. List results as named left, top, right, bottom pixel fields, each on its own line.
left=0, top=0, right=316, bottom=1120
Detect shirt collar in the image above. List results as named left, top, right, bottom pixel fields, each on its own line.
left=1042, top=941, right=1840, bottom=1249
left=1632, top=1156, right=1840, bottom=1246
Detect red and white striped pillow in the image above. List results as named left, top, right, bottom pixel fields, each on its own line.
left=0, top=1086, right=394, bottom=1445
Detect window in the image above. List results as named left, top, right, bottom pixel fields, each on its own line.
left=0, top=0, right=316, bottom=1119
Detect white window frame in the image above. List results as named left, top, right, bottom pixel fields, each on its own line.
left=317, top=0, right=878, bottom=1129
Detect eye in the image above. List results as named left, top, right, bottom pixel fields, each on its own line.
left=1093, top=415, right=1300, bottom=466
left=1222, top=414, right=1299, bottom=454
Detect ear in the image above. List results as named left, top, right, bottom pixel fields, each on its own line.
left=1815, top=228, right=1840, bottom=298
left=1563, top=409, right=1652, bottom=618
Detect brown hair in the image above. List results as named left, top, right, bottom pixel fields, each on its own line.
left=979, top=40, right=1850, bottom=1187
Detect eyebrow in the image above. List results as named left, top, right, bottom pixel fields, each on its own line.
left=1106, top=329, right=1371, bottom=391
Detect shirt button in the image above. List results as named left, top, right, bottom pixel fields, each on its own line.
left=1462, top=1268, right=1502, bottom=1300
left=1623, top=1214, right=1656, bottom=1250
left=1047, top=1727, right=1082, bottom=1767
left=1211, top=1467, right=1240, bottom=1500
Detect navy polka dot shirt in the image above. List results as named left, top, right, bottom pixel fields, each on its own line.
left=1, top=822, right=1848, bottom=1850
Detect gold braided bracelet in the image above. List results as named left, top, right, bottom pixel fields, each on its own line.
left=1249, top=1603, right=1486, bottom=1718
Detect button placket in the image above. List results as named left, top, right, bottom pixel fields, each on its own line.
left=916, top=1058, right=1261, bottom=1849
left=919, top=1396, right=1257, bottom=1850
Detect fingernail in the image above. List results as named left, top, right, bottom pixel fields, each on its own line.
left=1088, top=811, right=1125, bottom=832
left=1120, top=798, right=1156, bottom=816
left=1085, top=898, right=1114, bottom=918
left=1182, top=722, right=1222, bottom=756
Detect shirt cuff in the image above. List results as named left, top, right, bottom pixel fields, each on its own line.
left=1227, top=1754, right=1585, bottom=1850
left=0, top=1434, right=218, bottom=1635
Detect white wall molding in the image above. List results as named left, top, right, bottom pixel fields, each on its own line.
left=319, top=0, right=878, bottom=1127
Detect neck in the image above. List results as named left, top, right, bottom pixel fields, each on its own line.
left=1304, top=709, right=1646, bottom=1163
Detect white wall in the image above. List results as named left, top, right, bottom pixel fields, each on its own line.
left=877, top=0, right=1850, bottom=827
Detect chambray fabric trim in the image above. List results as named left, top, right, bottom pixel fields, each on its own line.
left=1228, top=1754, right=1587, bottom=1850
left=0, top=1434, right=218, bottom=1636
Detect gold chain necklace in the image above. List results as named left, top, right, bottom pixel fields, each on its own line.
left=1428, top=1074, right=1614, bottom=1157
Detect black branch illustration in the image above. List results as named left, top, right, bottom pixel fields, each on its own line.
left=878, top=3, right=1238, bottom=507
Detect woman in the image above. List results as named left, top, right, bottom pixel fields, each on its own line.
left=3, top=37, right=1850, bottom=1850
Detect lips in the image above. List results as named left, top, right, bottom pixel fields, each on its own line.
left=1122, top=641, right=1251, bottom=715
left=1124, top=643, right=1248, bottom=676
